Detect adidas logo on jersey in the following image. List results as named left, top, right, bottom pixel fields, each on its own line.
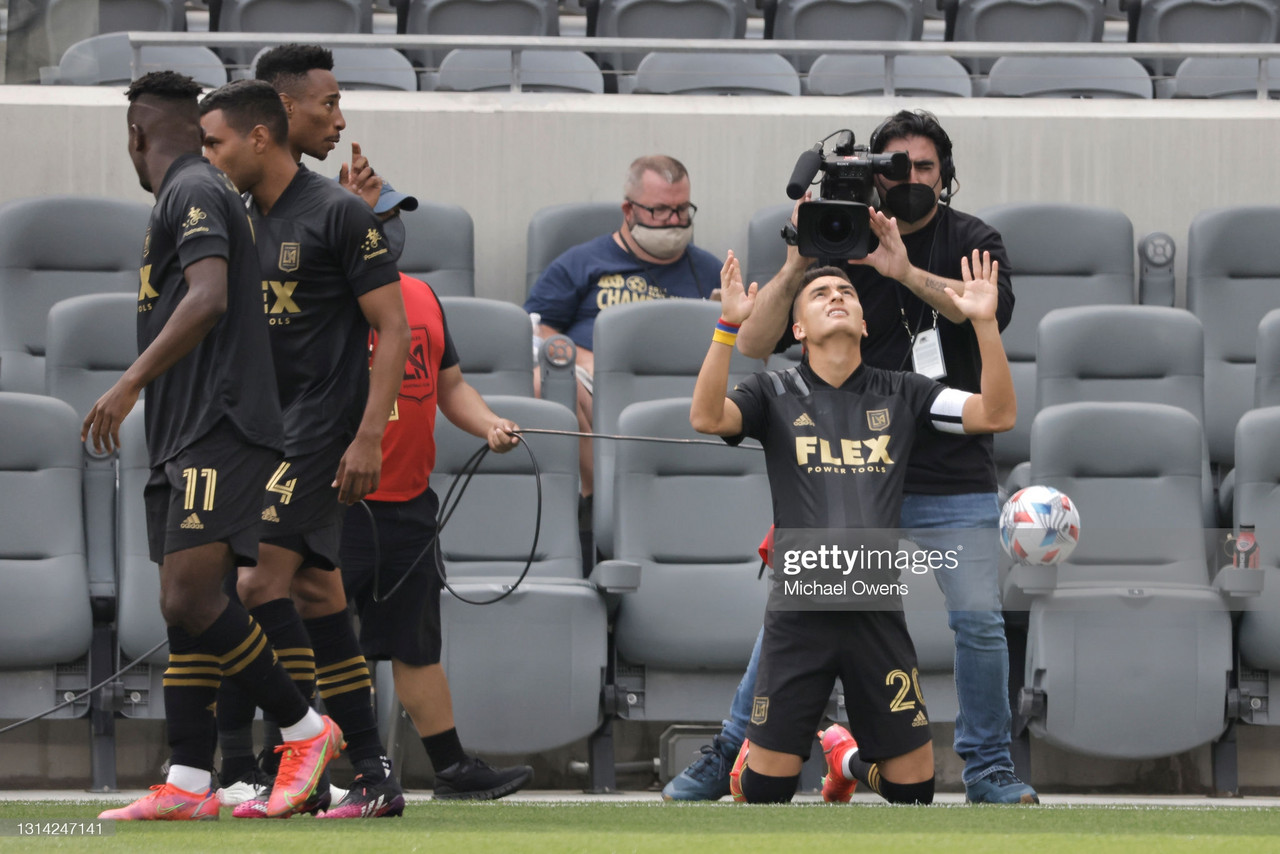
left=912, top=710, right=929, bottom=728
left=793, top=413, right=815, bottom=427
left=261, top=506, right=280, bottom=523
left=180, top=513, right=204, bottom=530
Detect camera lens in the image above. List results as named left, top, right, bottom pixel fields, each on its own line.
left=818, top=212, right=853, bottom=245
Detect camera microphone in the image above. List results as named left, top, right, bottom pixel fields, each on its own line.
left=786, top=144, right=824, bottom=200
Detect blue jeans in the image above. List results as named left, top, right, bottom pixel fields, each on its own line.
left=724, top=492, right=1012, bottom=785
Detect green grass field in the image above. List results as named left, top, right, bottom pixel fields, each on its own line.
left=2, top=801, right=1278, bottom=854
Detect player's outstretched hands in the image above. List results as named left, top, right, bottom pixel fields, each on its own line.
left=719, top=250, right=758, bottom=326
left=339, top=142, right=382, bottom=210
left=947, top=249, right=998, bottom=324
left=81, top=379, right=140, bottom=454
left=488, top=418, right=521, bottom=453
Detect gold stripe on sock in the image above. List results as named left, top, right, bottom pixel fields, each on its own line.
left=162, top=677, right=222, bottom=689
left=317, top=677, right=373, bottom=699
left=221, top=633, right=268, bottom=678
left=218, top=623, right=265, bottom=666
left=316, top=655, right=367, bottom=676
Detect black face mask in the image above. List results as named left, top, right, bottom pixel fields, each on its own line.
left=882, top=182, right=938, bottom=225
left=382, top=215, right=406, bottom=264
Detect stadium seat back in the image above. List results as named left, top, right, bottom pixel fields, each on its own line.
left=526, top=202, right=621, bottom=299
left=438, top=296, right=536, bottom=397
left=399, top=201, right=476, bottom=298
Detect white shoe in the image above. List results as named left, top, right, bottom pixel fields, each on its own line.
left=328, top=783, right=348, bottom=805
left=217, top=780, right=259, bottom=807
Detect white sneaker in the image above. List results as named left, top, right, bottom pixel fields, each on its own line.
left=328, top=783, right=348, bottom=805
left=217, top=779, right=259, bottom=807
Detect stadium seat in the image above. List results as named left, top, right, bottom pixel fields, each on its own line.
left=1255, top=310, right=1280, bottom=407
left=0, top=393, right=94, bottom=723
left=47, top=33, right=226, bottom=88
left=403, top=0, right=559, bottom=71
left=745, top=202, right=793, bottom=301
left=429, top=396, right=614, bottom=755
left=438, top=297, right=536, bottom=396
left=594, top=0, right=748, bottom=85
left=113, top=407, right=170, bottom=720
left=771, top=0, right=924, bottom=72
left=946, top=0, right=1105, bottom=75
left=1158, top=57, right=1280, bottom=100
left=1016, top=402, right=1233, bottom=759
left=591, top=300, right=764, bottom=557
left=44, top=293, right=138, bottom=420
left=436, top=49, right=605, bottom=92
left=398, top=201, right=476, bottom=298
left=984, top=56, right=1153, bottom=99
left=1232, top=407, right=1280, bottom=732
left=631, top=51, right=800, bottom=96
left=97, top=0, right=188, bottom=32
left=0, top=196, right=150, bottom=395
left=1130, top=0, right=1280, bottom=80
left=805, top=54, right=973, bottom=97
left=525, top=202, right=621, bottom=299
left=608, top=397, right=772, bottom=723
left=220, top=0, right=373, bottom=68
left=976, top=203, right=1135, bottom=485
left=1185, top=206, right=1280, bottom=498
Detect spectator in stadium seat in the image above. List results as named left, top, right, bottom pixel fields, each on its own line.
left=523, top=154, right=722, bottom=508
left=668, top=110, right=1037, bottom=806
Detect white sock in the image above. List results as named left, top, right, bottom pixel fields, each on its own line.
left=280, top=708, right=324, bottom=742
left=841, top=748, right=859, bottom=781
left=166, top=764, right=212, bottom=794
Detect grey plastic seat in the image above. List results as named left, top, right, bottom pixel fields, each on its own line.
left=595, top=0, right=749, bottom=79
left=1016, top=402, right=1232, bottom=759
left=1255, top=310, right=1280, bottom=407
left=398, top=201, right=475, bottom=298
left=985, top=56, right=1153, bottom=99
left=1233, top=407, right=1280, bottom=729
left=1186, top=206, right=1280, bottom=476
left=44, top=294, right=138, bottom=419
left=404, top=0, right=559, bottom=70
left=592, top=299, right=765, bottom=557
left=0, top=393, right=93, bottom=722
left=438, top=297, right=536, bottom=396
left=1159, top=58, right=1280, bottom=100
left=745, top=202, right=793, bottom=299
left=429, top=395, right=610, bottom=753
left=806, top=54, right=973, bottom=96
left=773, top=0, right=924, bottom=72
left=525, top=202, right=621, bottom=298
left=977, top=203, right=1135, bottom=481
left=0, top=196, right=151, bottom=394
left=98, top=0, right=187, bottom=31
left=632, top=51, right=800, bottom=95
left=608, top=397, right=772, bottom=722
left=436, top=49, right=604, bottom=92
left=948, top=0, right=1105, bottom=75
left=49, top=33, right=226, bottom=87
left=221, top=0, right=372, bottom=68
left=1132, top=0, right=1280, bottom=79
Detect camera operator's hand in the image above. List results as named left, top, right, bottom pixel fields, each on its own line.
left=719, top=250, right=757, bottom=326
left=947, top=249, right=998, bottom=326
left=849, top=207, right=911, bottom=282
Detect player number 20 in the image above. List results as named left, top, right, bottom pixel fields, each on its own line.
left=886, top=668, right=924, bottom=713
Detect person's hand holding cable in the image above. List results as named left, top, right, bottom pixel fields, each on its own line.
left=488, top=418, right=521, bottom=453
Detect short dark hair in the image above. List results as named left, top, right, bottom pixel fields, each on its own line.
left=125, top=70, right=203, bottom=104
left=199, top=80, right=289, bottom=146
left=255, top=43, right=335, bottom=93
left=793, top=266, right=853, bottom=322
left=869, top=109, right=955, bottom=193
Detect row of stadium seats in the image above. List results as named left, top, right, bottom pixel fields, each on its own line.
left=1, top=290, right=1277, bottom=791
left=42, top=35, right=1280, bottom=99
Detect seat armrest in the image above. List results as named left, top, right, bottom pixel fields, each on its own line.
left=1213, top=565, right=1265, bottom=598
left=590, top=559, right=641, bottom=594
left=1007, top=564, right=1058, bottom=596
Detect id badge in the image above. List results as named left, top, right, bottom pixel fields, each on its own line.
left=911, top=328, right=946, bottom=380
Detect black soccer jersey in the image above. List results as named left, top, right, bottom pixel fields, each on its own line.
left=728, top=361, right=966, bottom=530
left=138, top=153, right=283, bottom=466
left=249, top=165, right=400, bottom=456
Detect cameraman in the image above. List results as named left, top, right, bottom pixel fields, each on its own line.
left=664, top=110, right=1032, bottom=805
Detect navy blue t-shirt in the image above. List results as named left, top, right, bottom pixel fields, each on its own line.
left=524, top=234, right=722, bottom=351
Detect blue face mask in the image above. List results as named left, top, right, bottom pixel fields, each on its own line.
left=882, top=183, right=938, bottom=224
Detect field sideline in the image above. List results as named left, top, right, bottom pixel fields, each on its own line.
left=1, top=794, right=1277, bottom=853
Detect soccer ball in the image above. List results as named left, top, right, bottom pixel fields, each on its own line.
left=999, top=485, right=1080, bottom=566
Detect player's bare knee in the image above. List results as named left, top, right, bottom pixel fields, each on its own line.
left=291, top=566, right=346, bottom=618
left=878, top=741, right=936, bottom=786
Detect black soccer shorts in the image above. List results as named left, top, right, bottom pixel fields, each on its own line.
left=258, top=435, right=350, bottom=570
left=144, top=419, right=280, bottom=566
left=339, top=487, right=444, bottom=666
left=747, top=609, right=933, bottom=762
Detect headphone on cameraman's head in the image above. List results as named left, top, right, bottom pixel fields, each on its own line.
left=868, top=109, right=956, bottom=203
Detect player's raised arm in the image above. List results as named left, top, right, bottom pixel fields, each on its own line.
left=951, top=250, right=1016, bottom=435
left=691, top=251, right=752, bottom=436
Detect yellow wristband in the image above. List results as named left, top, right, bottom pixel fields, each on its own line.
left=712, top=329, right=738, bottom=347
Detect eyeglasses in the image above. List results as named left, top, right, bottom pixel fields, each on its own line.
left=626, top=198, right=698, bottom=223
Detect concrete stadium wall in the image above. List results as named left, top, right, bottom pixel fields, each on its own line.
left=2, top=86, right=1278, bottom=306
